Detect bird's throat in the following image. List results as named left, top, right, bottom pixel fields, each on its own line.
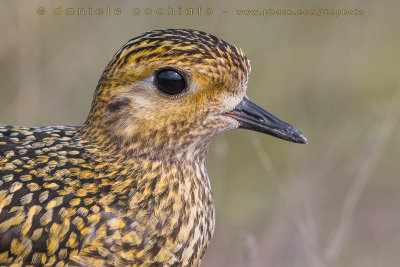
left=76, top=133, right=215, bottom=265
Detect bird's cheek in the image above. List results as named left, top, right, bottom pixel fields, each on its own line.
left=204, top=115, right=240, bottom=136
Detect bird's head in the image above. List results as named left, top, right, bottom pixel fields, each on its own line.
left=81, top=29, right=307, bottom=158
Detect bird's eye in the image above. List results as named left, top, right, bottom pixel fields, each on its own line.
left=155, top=69, right=186, bottom=95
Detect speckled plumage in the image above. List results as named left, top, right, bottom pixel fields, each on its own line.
left=0, top=124, right=213, bottom=266
left=0, top=29, right=306, bottom=266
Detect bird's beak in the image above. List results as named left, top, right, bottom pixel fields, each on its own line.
left=224, top=97, right=308, bottom=144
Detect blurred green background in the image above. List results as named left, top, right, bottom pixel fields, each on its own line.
left=1, top=0, right=399, bottom=266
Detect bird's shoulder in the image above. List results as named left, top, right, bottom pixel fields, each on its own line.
left=0, top=124, right=91, bottom=190
left=0, top=124, right=80, bottom=156
left=0, top=125, right=97, bottom=265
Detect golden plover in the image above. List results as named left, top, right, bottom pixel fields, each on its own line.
left=0, top=29, right=307, bottom=266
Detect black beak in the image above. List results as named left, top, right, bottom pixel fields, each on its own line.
left=224, top=98, right=308, bottom=144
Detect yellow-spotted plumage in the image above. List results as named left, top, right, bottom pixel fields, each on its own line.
left=0, top=29, right=306, bottom=266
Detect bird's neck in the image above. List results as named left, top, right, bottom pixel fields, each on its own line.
left=78, top=115, right=211, bottom=161
left=76, top=131, right=215, bottom=265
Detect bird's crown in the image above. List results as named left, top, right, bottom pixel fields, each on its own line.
left=105, top=29, right=250, bottom=86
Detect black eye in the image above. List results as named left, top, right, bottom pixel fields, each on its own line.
left=155, top=69, right=186, bottom=95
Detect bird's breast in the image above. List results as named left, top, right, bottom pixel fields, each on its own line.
left=78, top=157, right=215, bottom=266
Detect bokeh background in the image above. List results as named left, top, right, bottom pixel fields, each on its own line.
left=1, top=0, right=399, bottom=266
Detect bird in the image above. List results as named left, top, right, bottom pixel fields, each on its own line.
left=0, top=29, right=307, bottom=266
